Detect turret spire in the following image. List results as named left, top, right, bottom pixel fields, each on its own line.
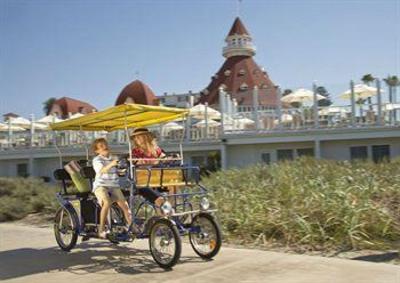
left=223, top=17, right=255, bottom=58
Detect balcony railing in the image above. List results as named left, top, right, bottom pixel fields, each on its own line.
left=0, top=103, right=399, bottom=151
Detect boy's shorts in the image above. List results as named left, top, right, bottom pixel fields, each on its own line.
left=94, top=186, right=125, bottom=204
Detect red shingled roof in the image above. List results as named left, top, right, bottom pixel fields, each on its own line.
left=227, top=17, right=250, bottom=37
left=198, top=56, right=277, bottom=106
left=49, top=97, right=97, bottom=119
left=115, top=80, right=157, bottom=106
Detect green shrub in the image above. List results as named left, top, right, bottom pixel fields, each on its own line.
left=203, top=157, right=400, bottom=251
left=0, top=177, right=58, bottom=222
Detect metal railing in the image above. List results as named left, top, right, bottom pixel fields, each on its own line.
left=0, top=103, right=399, bottom=151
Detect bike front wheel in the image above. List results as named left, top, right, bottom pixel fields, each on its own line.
left=149, top=218, right=181, bottom=269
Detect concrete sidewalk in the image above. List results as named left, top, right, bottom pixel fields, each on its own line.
left=0, top=223, right=399, bottom=283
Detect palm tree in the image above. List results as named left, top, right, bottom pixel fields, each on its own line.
left=43, top=97, right=56, bottom=115
left=383, top=75, right=400, bottom=102
left=361, top=74, right=375, bottom=110
left=316, top=86, right=332, bottom=107
left=383, top=75, right=400, bottom=122
left=282, top=89, right=293, bottom=96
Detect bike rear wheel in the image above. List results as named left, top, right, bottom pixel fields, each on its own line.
left=189, top=213, right=222, bottom=259
left=54, top=206, right=78, bottom=251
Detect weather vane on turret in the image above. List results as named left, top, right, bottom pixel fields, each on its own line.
left=236, top=0, right=242, bottom=17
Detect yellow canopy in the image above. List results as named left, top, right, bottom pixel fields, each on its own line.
left=50, top=104, right=188, bottom=131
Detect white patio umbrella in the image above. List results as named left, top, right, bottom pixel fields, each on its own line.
left=340, top=84, right=382, bottom=100
left=9, top=116, right=31, bottom=128
left=281, top=88, right=325, bottom=104
left=68, top=113, right=85, bottom=119
left=37, top=115, right=63, bottom=124
left=162, top=121, right=184, bottom=135
left=318, top=106, right=349, bottom=115
left=383, top=103, right=400, bottom=111
left=0, top=124, right=26, bottom=132
left=163, top=122, right=184, bottom=130
left=32, top=122, right=49, bottom=130
left=236, top=117, right=255, bottom=124
left=189, top=104, right=221, bottom=120
left=274, top=113, right=293, bottom=125
left=194, top=119, right=220, bottom=127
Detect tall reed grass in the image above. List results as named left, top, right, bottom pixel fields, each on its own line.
left=0, top=177, right=58, bottom=221
left=203, top=158, right=400, bottom=251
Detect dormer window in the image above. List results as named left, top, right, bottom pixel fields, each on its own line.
left=238, top=69, right=246, bottom=76
left=224, top=70, right=231, bottom=76
left=240, top=83, right=248, bottom=91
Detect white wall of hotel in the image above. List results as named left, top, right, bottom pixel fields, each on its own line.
left=1, top=80, right=400, bottom=180
left=0, top=127, right=400, bottom=180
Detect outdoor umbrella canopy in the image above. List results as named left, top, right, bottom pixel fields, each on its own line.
left=384, top=103, right=400, bottom=111
left=67, top=113, right=85, bottom=120
left=340, top=84, right=382, bottom=100
left=9, top=117, right=31, bottom=128
left=318, top=106, right=349, bottom=115
left=281, top=88, right=325, bottom=104
left=32, top=122, right=50, bottom=130
left=37, top=115, right=63, bottom=124
left=0, top=124, right=26, bottom=132
left=162, top=121, right=184, bottom=130
left=50, top=103, right=188, bottom=131
left=194, top=119, right=220, bottom=127
left=189, top=104, right=221, bottom=120
left=236, top=117, right=255, bottom=125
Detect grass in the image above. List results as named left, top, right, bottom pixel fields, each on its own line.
left=203, top=157, right=400, bottom=251
left=1, top=158, right=400, bottom=253
left=0, top=177, right=58, bottom=222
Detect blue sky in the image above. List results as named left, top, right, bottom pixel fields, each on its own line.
left=1, top=0, right=399, bottom=118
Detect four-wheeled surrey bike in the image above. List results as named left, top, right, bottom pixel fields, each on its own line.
left=50, top=104, right=222, bottom=269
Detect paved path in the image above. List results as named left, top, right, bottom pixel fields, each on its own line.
left=0, top=223, right=399, bottom=283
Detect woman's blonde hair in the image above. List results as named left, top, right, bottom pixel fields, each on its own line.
left=131, top=129, right=158, bottom=157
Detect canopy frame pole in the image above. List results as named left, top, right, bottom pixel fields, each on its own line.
left=179, top=114, right=186, bottom=165
left=124, top=113, right=134, bottom=181
left=124, top=111, right=136, bottom=225
left=53, top=132, right=63, bottom=168
left=79, top=125, right=89, bottom=162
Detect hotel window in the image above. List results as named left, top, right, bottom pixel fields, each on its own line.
left=277, top=149, right=294, bottom=161
left=350, top=146, right=368, bottom=161
left=297, top=148, right=314, bottom=157
left=372, top=145, right=390, bottom=163
left=17, top=163, right=28, bottom=177
left=261, top=153, right=271, bottom=164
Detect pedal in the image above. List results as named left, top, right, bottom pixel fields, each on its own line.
left=81, top=235, right=91, bottom=242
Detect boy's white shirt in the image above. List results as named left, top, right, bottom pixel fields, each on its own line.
left=92, top=154, right=120, bottom=191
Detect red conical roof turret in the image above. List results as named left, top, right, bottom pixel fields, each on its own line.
left=227, top=17, right=250, bottom=37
